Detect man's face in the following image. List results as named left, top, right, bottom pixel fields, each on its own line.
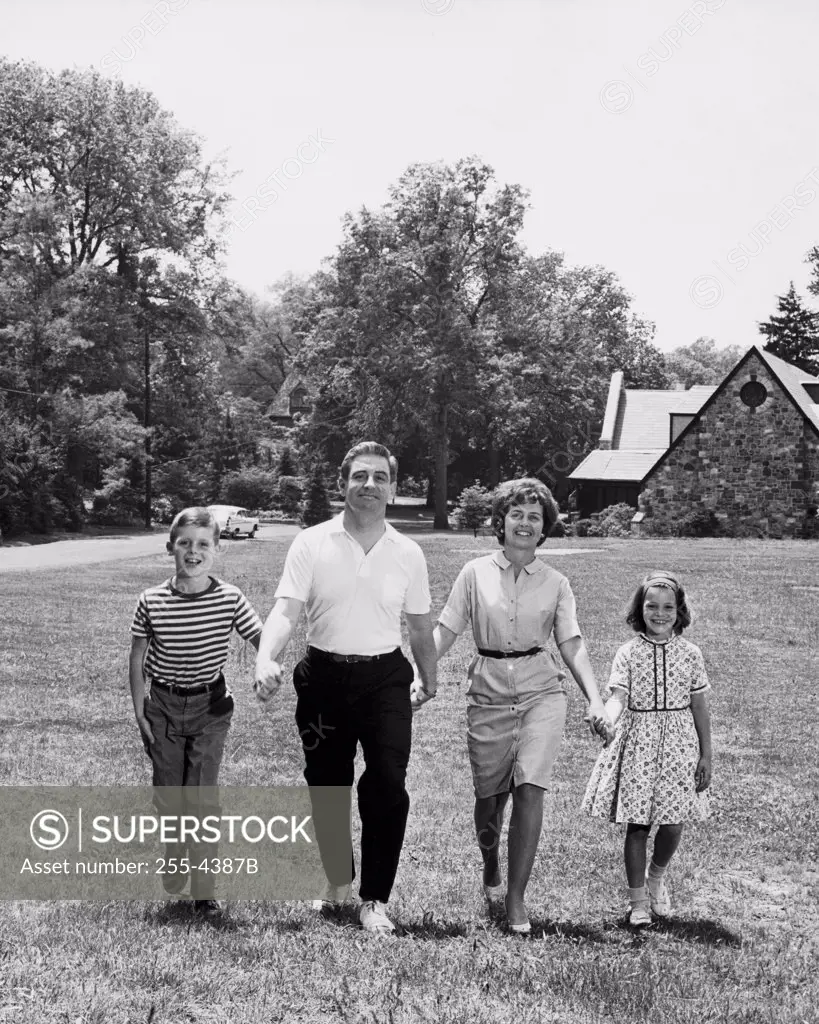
left=342, top=454, right=392, bottom=516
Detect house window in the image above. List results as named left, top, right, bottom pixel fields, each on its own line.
left=289, top=387, right=311, bottom=415
left=740, top=380, right=767, bottom=408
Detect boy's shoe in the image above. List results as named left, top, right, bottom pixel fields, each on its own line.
left=311, top=880, right=351, bottom=912
left=193, top=899, right=224, bottom=919
left=647, top=874, right=672, bottom=917
left=629, top=903, right=652, bottom=927
left=359, top=900, right=395, bottom=934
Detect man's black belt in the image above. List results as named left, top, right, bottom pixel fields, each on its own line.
left=151, top=676, right=224, bottom=696
left=308, top=646, right=400, bottom=664
left=477, top=647, right=542, bottom=659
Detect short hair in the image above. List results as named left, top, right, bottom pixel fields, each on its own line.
left=339, top=441, right=397, bottom=482
left=491, top=477, right=559, bottom=547
left=625, top=571, right=692, bottom=634
left=168, top=507, right=220, bottom=546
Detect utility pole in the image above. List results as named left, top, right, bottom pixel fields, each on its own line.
left=143, top=299, right=152, bottom=530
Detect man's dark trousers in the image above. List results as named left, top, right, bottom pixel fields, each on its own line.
left=293, top=646, right=414, bottom=904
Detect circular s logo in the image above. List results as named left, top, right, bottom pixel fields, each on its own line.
left=689, top=275, right=724, bottom=310
left=599, top=80, right=634, bottom=114
left=30, top=809, right=69, bottom=850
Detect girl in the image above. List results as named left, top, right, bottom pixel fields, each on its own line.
left=582, top=571, right=712, bottom=926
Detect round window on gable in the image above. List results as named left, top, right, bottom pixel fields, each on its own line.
left=740, top=380, right=768, bottom=408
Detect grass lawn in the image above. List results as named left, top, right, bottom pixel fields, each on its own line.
left=0, top=534, right=817, bottom=1023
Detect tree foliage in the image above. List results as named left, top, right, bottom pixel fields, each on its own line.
left=664, top=336, right=746, bottom=388
left=452, top=482, right=493, bottom=536
left=758, top=282, right=819, bottom=375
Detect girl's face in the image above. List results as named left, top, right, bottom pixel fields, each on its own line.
left=642, top=586, right=677, bottom=641
left=503, top=501, right=544, bottom=556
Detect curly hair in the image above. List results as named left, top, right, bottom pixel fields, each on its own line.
left=491, top=477, right=559, bottom=547
left=168, top=507, right=221, bottom=546
left=625, top=571, right=692, bottom=634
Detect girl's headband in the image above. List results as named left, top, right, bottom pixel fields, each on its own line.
left=643, top=573, right=679, bottom=593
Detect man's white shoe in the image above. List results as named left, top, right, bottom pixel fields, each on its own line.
left=359, top=900, right=395, bottom=934
left=311, top=880, right=351, bottom=912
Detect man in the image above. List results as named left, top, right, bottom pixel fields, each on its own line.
left=254, top=441, right=438, bottom=934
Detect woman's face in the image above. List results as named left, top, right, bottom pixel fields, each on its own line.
left=503, top=501, right=544, bottom=555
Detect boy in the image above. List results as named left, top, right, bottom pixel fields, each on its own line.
left=130, top=507, right=263, bottom=916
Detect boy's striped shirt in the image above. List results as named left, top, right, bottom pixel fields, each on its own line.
left=131, top=577, right=262, bottom=687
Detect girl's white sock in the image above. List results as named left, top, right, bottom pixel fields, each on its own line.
left=628, top=885, right=649, bottom=907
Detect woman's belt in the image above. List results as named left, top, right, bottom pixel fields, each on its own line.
left=477, top=647, right=542, bottom=659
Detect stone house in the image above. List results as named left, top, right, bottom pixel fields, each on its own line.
left=265, top=371, right=314, bottom=427
left=569, top=346, right=819, bottom=538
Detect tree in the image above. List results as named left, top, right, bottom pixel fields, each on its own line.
left=300, top=463, right=333, bottom=526
left=296, top=157, right=528, bottom=528
left=0, top=58, right=234, bottom=534
left=664, top=337, right=746, bottom=388
left=451, top=482, right=493, bottom=536
left=471, top=255, right=666, bottom=489
left=758, top=282, right=819, bottom=375
left=0, top=58, right=231, bottom=274
left=277, top=444, right=299, bottom=477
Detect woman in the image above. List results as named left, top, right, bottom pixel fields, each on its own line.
left=434, top=478, right=609, bottom=932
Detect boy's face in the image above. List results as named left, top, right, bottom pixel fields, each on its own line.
left=167, top=525, right=219, bottom=582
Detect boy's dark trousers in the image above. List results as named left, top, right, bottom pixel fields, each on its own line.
left=293, top=646, right=414, bottom=904
left=144, top=679, right=234, bottom=899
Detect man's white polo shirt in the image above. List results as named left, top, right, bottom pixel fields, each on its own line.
left=274, top=514, right=431, bottom=656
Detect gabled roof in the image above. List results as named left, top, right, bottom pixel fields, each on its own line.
left=758, top=348, right=819, bottom=429
left=568, top=345, right=819, bottom=486
left=640, top=345, right=819, bottom=484
left=265, top=370, right=313, bottom=419
left=613, top=387, right=715, bottom=448
left=569, top=449, right=664, bottom=482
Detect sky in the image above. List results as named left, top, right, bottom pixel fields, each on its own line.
left=4, top=0, right=819, bottom=354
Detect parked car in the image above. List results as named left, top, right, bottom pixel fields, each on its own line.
left=207, top=504, right=259, bottom=539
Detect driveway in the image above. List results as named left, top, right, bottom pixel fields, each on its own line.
left=0, top=525, right=300, bottom=574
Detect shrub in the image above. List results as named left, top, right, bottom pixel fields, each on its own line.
left=300, top=464, right=333, bottom=527
left=90, top=479, right=143, bottom=526
left=678, top=507, right=721, bottom=538
left=276, top=444, right=299, bottom=478
left=151, top=496, right=175, bottom=525
left=451, top=482, right=493, bottom=536
left=398, top=475, right=428, bottom=498
left=220, top=467, right=278, bottom=511
left=597, top=502, right=636, bottom=537
left=549, top=518, right=567, bottom=538
left=277, top=475, right=303, bottom=516
left=574, top=518, right=592, bottom=537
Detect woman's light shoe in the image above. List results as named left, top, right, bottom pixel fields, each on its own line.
left=483, top=882, right=505, bottom=902
left=504, top=894, right=530, bottom=933
left=311, top=880, right=351, bottom=912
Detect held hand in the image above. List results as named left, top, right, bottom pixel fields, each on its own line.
left=694, top=754, right=712, bottom=792
left=584, top=709, right=615, bottom=746
left=254, top=659, right=284, bottom=705
left=409, top=677, right=437, bottom=713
